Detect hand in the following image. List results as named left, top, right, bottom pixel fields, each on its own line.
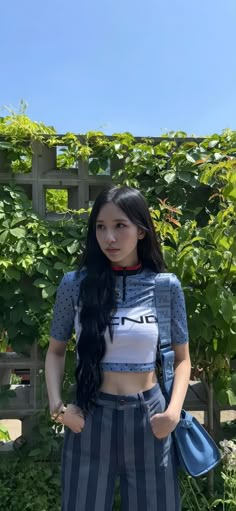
left=62, top=404, right=85, bottom=433
left=150, top=409, right=180, bottom=439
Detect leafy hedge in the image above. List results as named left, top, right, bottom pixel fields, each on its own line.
left=0, top=185, right=88, bottom=353
left=0, top=459, right=61, bottom=511
left=0, top=111, right=235, bottom=405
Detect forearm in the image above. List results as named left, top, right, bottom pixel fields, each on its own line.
left=150, top=355, right=191, bottom=439
left=45, top=350, right=66, bottom=413
left=167, top=357, right=191, bottom=417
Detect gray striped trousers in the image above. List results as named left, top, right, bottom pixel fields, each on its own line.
left=61, top=383, right=180, bottom=511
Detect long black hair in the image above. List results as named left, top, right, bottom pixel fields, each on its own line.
left=75, top=186, right=166, bottom=411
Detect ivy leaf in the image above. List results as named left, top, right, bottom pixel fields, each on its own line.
left=0, top=230, right=9, bottom=243
left=230, top=241, right=236, bottom=257
left=210, top=252, right=223, bottom=270
left=186, top=154, right=195, bottom=163
left=178, top=245, right=193, bottom=260
left=7, top=325, right=19, bottom=338
left=223, top=183, right=236, bottom=200
left=231, top=373, right=236, bottom=394
left=89, top=159, right=100, bottom=174
left=36, top=261, right=51, bottom=277
left=10, top=305, right=25, bottom=323
left=213, top=153, right=223, bottom=161
left=216, top=389, right=228, bottom=406
left=42, top=285, right=57, bottom=299
left=33, top=278, right=49, bottom=288
left=99, top=158, right=109, bottom=171
left=221, top=299, right=233, bottom=324
left=213, top=338, right=218, bottom=351
left=22, top=313, right=35, bottom=326
left=54, top=262, right=67, bottom=270
left=226, top=389, right=236, bottom=406
left=5, top=267, right=21, bottom=281
left=178, top=172, right=192, bottom=183
left=10, top=216, right=27, bottom=227
left=205, top=284, right=220, bottom=317
left=208, top=139, right=219, bottom=148
left=67, top=240, right=79, bottom=254
left=15, top=239, right=26, bottom=254
left=219, top=237, right=230, bottom=250
left=0, top=423, right=11, bottom=441
left=10, top=227, right=26, bottom=238
left=164, top=172, right=175, bottom=184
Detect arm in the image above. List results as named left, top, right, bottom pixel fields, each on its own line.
left=151, top=274, right=191, bottom=438
left=166, top=274, right=191, bottom=419
left=45, top=337, right=67, bottom=414
left=45, top=271, right=85, bottom=432
left=150, top=344, right=191, bottom=439
left=45, top=337, right=85, bottom=433
left=166, top=342, right=191, bottom=419
left=45, top=272, right=74, bottom=414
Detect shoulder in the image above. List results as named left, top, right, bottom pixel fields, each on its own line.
left=154, top=271, right=182, bottom=288
left=154, top=272, right=185, bottom=300
left=60, top=269, right=85, bottom=284
left=56, top=268, right=87, bottom=297
left=169, top=273, right=183, bottom=290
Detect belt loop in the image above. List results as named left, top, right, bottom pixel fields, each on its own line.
left=138, top=391, right=146, bottom=411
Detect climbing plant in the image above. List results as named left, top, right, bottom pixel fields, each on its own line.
left=0, top=108, right=235, bottom=405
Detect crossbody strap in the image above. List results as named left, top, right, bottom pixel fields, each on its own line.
left=154, top=273, right=175, bottom=397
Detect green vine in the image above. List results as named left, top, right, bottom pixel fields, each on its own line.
left=0, top=108, right=235, bottom=407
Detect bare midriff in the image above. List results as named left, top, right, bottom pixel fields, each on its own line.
left=100, top=369, right=158, bottom=395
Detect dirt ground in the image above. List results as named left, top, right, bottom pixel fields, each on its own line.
left=1, top=411, right=235, bottom=441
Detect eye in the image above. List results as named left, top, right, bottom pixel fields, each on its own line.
left=96, top=224, right=105, bottom=230
left=116, top=223, right=126, bottom=228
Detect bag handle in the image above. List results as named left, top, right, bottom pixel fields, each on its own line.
left=154, top=274, right=175, bottom=397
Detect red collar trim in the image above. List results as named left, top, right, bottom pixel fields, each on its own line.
left=112, top=262, right=142, bottom=271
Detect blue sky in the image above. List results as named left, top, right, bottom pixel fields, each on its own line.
left=1, top=0, right=236, bottom=136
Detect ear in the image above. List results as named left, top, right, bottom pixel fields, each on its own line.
left=138, top=229, right=145, bottom=239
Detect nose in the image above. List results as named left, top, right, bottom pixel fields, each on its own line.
left=104, top=230, right=116, bottom=243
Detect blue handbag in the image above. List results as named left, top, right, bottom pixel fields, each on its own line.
left=154, top=274, right=221, bottom=477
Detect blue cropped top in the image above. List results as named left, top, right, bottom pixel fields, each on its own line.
left=50, top=265, right=189, bottom=372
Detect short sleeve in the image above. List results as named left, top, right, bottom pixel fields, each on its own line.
left=50, top=273, right=76, bottom=341
left=170, top=274, right=189, bottom=344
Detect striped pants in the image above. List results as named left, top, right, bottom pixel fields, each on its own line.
left=61, top=383, right=180, bottom=511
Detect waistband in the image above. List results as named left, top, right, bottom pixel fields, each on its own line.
left=94, top=383, right=162, bottom=409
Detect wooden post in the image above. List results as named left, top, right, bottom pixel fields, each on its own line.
left=78, top=159, right=90, bottom=209
left=31, top=141, right=57, bottom=217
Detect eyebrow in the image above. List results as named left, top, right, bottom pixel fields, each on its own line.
left=96, top=218, right=128, bottom=223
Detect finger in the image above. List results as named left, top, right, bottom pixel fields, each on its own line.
left=63, top=418, right=84, bottom=430
left=155, top=433, right=169, bottom=439
left=68, top=420, right=84, bottom=430
left=71, top=426, right=83, bottom=433
left=64, top=414, right=85, bottom=428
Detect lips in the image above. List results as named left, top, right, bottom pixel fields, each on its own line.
left=106, top=248, right=120, bottom=253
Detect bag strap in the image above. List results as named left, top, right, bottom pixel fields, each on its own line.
left=154, top=273, right=175, bottom=397
left=154, top=274, right=172, bottom=349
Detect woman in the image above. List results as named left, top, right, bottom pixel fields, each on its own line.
left=45, top=186, right=191, bottom=511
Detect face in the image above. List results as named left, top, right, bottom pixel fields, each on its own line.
left=95, top=202, right=145, bottom=267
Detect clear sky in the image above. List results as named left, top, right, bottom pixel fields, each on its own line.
left=1, top=0, right=236, bottom=136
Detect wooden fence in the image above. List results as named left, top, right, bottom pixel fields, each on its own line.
left=0, top=136, right=204, bottom=219
left=0, top=139, right=114, bottom=219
